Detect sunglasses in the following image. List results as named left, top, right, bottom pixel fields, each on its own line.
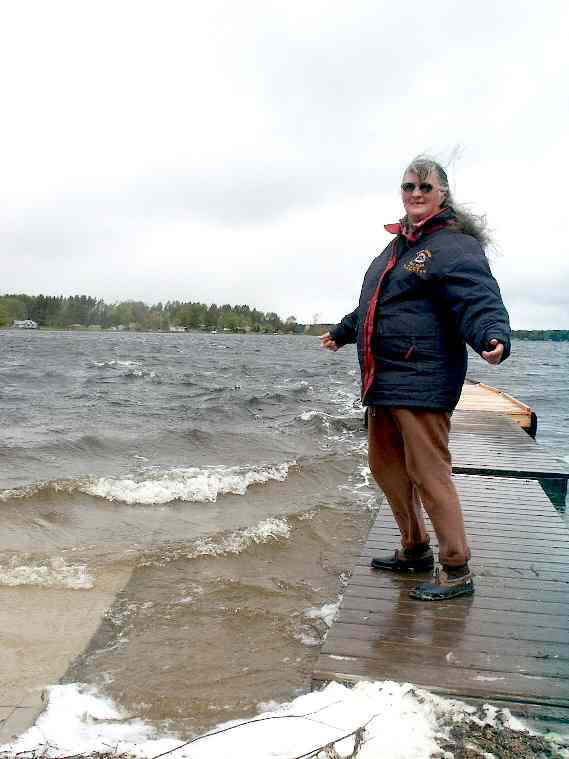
left=401, top=182, right=437, bottom=194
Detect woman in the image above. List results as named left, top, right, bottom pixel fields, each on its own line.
left=321, top=156, right=511, bottom=601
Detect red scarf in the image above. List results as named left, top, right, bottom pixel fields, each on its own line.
left=384, top=207, right=455, bottom=243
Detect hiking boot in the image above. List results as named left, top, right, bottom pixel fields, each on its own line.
left=410, top=565, right=474, bottom=601
left=370, top=545, right=434, bottom=573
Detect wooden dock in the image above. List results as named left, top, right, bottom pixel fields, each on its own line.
left=313, top=383, right=569, bottom=724
left=451, top=382, right=567, bottom=507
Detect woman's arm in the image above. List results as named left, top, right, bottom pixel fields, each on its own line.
left=436, top=241, right=511, bottom=363
left=327, top=308, right=359, bottom=349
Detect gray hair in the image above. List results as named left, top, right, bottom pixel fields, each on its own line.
left=404, top=155, right=492, bottom=251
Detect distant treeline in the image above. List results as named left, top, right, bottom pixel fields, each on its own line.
left=512, top=330, right=569, bottom=341
left=0, top=293, right=306, bottom=333
left=3, top=294, right=566, bottom=340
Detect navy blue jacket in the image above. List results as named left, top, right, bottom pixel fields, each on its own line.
left=330, top=213, right=511, bottom=410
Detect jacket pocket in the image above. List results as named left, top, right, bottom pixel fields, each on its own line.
left=411, top=334, right=446, bottom=367
left=373, top=335, right=419, bottom=367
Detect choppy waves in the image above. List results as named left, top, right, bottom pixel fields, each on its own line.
left=82, top=462, right=295, bottom=505
left=138, top=515, right=294, bottom=569
left=189, top=517, right=291, bottom=558
left=0, top=462, right=295, bottom=506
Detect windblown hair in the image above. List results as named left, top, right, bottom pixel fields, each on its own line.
left=404, top=155, right=493, bottom=250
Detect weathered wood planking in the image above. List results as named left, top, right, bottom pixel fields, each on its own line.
left=456, top=382, right=532, bottom=430
left=452, top=385, right=568, bottom=507
left=313, top=475, right=569, bottom=721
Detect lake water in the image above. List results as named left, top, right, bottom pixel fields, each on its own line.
left=1, top=330, right=568, bottom=743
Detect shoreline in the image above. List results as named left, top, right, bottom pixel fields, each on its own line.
left=3, top=326, right=569, bottom=341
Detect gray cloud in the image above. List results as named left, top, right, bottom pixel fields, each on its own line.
left=1, top=0, right=568, bottom=328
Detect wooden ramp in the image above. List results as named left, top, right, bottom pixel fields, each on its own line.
left=456, top=381, right=534, bottom=431
left=452, top=382, right=568, bottom=507
left=313, top=474, right=569, bottom=723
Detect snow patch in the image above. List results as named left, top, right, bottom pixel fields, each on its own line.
left=1, top=680, right=539, bottom=759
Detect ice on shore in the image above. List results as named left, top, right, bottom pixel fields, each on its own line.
left=0, top=679, right=543, bottom=759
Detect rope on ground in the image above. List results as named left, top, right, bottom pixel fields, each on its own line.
left=148, top=699, right=378, bottom=759
left=291, top=724, right=367, bottom=759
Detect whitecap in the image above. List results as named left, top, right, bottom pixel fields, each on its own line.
left=90, top=359, right=140, bottom=369
left=299, top=409, right=325, bottom=422
left=189, top=517, right=291, bottom=558
left=0, top=479, right=79, bottom=502
left=0, top=557, right=94, bottom=590
left=81, top=462, right=294, bottom=505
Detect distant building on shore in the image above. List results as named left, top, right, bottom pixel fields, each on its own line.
left=13, top=319, right=38, bottom=329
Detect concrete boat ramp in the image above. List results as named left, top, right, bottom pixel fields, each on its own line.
left=0, top=567, right=133, bottom=742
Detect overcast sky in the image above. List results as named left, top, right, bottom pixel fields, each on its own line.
left=2, top=0, right=568, bottom=327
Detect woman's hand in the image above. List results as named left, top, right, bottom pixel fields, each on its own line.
left=320, top=332, right=339, bottom=352
left=482, top=338, right=504, bottom=365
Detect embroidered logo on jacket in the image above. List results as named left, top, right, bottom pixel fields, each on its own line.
left=404, top=249, right=432, bottom=274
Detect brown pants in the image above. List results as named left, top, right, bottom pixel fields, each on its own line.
left=368, top=406, right=471, bottom=567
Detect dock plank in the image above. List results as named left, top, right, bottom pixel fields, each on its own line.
left=314, top=655, right=569, bottom=706
left=313, top=475, right=569, bottom=718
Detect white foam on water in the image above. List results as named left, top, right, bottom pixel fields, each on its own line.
left=304, top=600, right=340, bottom=628
left=299, top=409, right=341, bottom=433
left=338, top=463, right=379, bottom=511
left=298, top=389, right=366, bottom=456
left=137, top=517, right=293, bottom=569
left=296, top=509, right=316, bottom=521
left=0, top=479, right=78, bottom=502
left=2, top=680, right=540, bottom=759
left=297, top=599, right=341, bottom=646
left=91, top=359, right=140, bottom=368
left=189, top=517, right=291, bottom=558
left=280, top=378, right=313, bottom=392
left=296, top=631, right=321, bottom=647
left=299, top=409, right=359, bottom=452
left=0, top=557, right=94, bottom=590
left=329, top=387, right=363, bottom=417
left=357, top=464, right=373, bottom=489
left=299, top=409, right=324, bottom=422
left=81, top=462, right=294, bottom=505
left=474, top=675, right=505, bottom=682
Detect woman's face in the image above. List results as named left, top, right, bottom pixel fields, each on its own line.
left=401, top=170, right=445, bottom=224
